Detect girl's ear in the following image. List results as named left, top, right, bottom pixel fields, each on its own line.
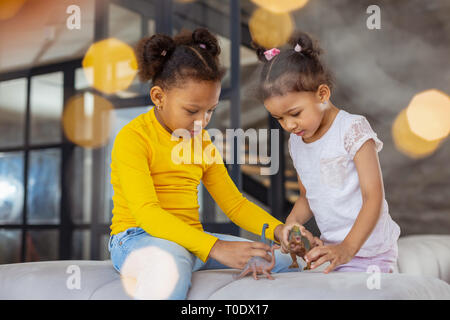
left=150, top=85, right=165, bottom=107
left=316, top=84, right=331, bottom=103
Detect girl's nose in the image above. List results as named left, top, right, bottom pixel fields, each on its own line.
left=285, top=120, right=297, bottom=131
left=199, top=113, right=209, bottom=128
left=193, top=119, right=203, bottom=130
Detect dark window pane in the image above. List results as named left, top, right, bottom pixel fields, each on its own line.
left=30, top=72, right=63, bottom=145
left=27, top=149, right=61, bottom=224
left=0, top=229, right=22, bottom=264
left=70, top=146, right=91, bottom=224
left=0, top=78, right=27, bottom=149
left=72, top=230, right=90, bottom=260
left=25, top=230, right=58, bottom=262
left=0, top=152, right=24, bottom=224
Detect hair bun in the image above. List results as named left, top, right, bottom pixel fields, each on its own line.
left=251, top=41, right=269, bottom=63
left=288, top=31, right=322, bottom=59
left=135, top=34, right=176, bottom=82
left=191, top=28, right=221, bottom=57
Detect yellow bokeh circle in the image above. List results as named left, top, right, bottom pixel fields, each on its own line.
left=0, top=0, right=27, bottom=21
left=406, top=89, right=450, bottom=141
left=251, top=0, right=309, bottom=14
left=82, top=38, right=138, bottom=94
left=392, top=108, right=443, bottom=159
left=62, top=93, right=115, bottom=148
left=249, top=7, right=294, bottom=49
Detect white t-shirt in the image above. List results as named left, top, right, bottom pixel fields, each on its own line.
left=289, top=109, right=401, bottom=257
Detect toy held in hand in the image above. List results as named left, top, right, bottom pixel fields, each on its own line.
left=232, top=245, right=278, bottom=280
left=233, top=223, right=279, bottom=280
left=288, top=225, right=312, bottom=270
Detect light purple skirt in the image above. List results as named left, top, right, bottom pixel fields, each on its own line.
left=333, top=242, right=398, bottom=273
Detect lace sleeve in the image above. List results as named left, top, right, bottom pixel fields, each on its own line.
left=344, top=117, right=383, bottom=159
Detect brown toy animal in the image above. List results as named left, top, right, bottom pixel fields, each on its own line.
left=288, top=225, right=312, bottom=270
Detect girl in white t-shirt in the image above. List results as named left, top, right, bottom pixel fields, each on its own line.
left=253, top=31, right=401, bottom=273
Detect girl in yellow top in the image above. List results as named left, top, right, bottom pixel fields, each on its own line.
left=108, top=28, right=303, bottom=300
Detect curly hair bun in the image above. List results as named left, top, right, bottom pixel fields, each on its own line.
left=288, top=31, right=323, bottom=59
left=135, top=34, right=176, bottom=82
left=191, top=28, right=221, bottom=57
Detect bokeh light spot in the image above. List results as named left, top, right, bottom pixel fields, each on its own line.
left=251, top=0, right=309, bottom=14
left=62, top=92, right=115, bottom=148
left=249, top=7, right=294, bottom=48
left=406, top=89, right=450, bottom=141
left=392, top=108, right=443, bottom=159
left=120, top=246, right=179, bottom=300
left=0, top=0, right=27, bottom=21
left=82, top=38, right=138, bottom=94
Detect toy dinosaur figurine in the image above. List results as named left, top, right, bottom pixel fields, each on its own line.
left=288, top=225, right=312, bottom=270
left=233, top=223, right=278, bottom=280
left=232, top=245, right=277, bottom=280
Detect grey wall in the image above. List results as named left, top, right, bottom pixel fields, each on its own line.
left=289, top=0, right=450, bottom=235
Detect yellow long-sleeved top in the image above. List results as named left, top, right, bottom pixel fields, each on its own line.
left=110, top=107, right=283, bottom=262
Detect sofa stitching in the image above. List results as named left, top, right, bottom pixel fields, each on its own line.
left=87, top=278, right=126, bottom=300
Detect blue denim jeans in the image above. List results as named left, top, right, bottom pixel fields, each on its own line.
left=108, top=227, right=298, bottom=299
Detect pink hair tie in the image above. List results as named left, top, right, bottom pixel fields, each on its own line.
left=199, top=43, right=206, bottom=49
left=264, top=48, right=280, bottom=61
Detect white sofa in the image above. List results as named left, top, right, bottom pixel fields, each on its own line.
left=0, top=235, right=449, bottom=300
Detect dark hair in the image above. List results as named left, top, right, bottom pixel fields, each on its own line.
left=253, top=31, right=333, bottom=102
left=135, top=28, right=226, bottom=90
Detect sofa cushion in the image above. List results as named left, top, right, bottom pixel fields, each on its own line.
left=0, top=260, right=130, bottom=300
left=1, top=235, right=449, bottom=299
left=187, top=269, right=450, bottom=300
left=1, top=259, right=449, bottom=300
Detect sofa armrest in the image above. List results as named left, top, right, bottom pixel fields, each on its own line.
left=397, top=235, right=450, bottom=283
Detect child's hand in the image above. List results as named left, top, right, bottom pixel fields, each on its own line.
left=279, top=223, right=322, bottom=254
left=279, top=223, right=298, bottom=253
left=304, top=243, right=354, bottom=273
left=208, top=240, right=278, bottom=270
